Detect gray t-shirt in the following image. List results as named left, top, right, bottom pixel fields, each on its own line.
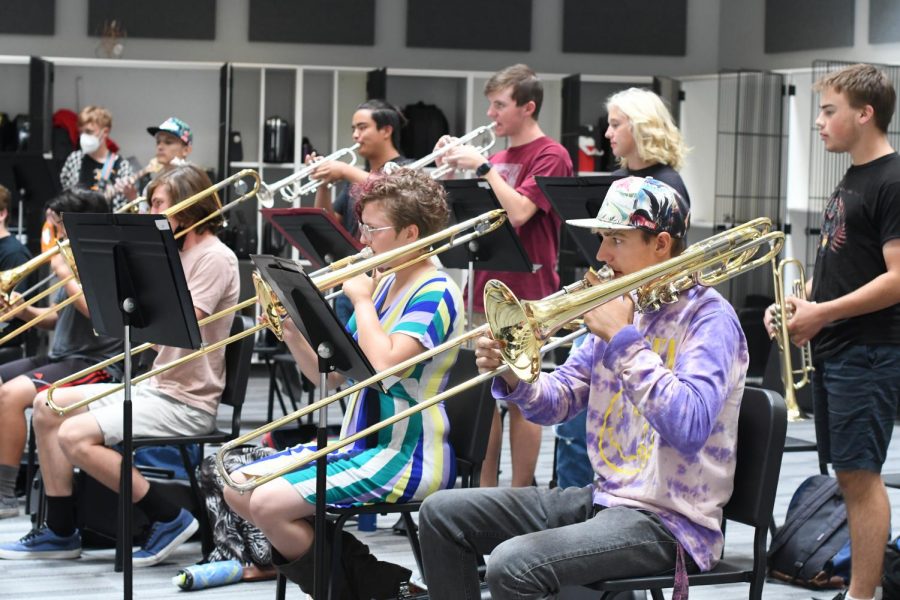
left=48, top=287, right=124, bottom=368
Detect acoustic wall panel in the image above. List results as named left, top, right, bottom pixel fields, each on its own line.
left=88, top=0, right=216, bottom=40
left=406, top=0, right=531, bottom=51
left=249, top=0, right=375, bottom=46
left=870, top=0, right=900, bottom=44
left=562, top=0, right=686, bottom=56
left=764, top=0, right=853, bottom=53
left=0, top=0, right=54, bottom=35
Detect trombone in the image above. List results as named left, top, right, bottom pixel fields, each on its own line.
left=771, top=258, right=814, bottom=421
left=0, top=169, right=262, bottom=345
left=217, top=219, right=783, bottom=492
left=45, top=208, right=508, bottom=416
left=384, top=124, right=497, bottom=180
left=256, top=144, right=361, bottom=206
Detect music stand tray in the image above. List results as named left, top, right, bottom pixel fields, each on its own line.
left=262, top=207, right=362, bottom=271
left=536, top=175, right=621, bottom=270
left=64, top=212, right=202, bottom=600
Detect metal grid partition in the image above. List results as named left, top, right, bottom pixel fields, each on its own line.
left=806, top=60, right=900, bottom=270
left=715, top=70, right=787, bottom=305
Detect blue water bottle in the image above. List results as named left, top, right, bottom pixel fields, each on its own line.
left=172, top=560, right=243, bottom=590
left=357, top=513, right=377, bottom=532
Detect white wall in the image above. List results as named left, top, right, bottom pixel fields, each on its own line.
left=0, top=0, right=722, bottom=77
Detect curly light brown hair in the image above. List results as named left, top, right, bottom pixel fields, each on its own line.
left=354, top=169, right=449, bottom=239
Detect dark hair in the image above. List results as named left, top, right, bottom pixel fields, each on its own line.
left=146, top=165, right=223, bottom=235
left=484, top=64, right=544, bottom=119
left=639, top=230, right=686, bottom=257
left=814, top=63, right=896, bottom=132
left=354, top=169, right=449, bottom=239
left=46, top=187, right=110, bottom=215
left=356, top=99, right=407, bottom=149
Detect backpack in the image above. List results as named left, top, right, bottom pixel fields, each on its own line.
left=400, top=102, right=449, bottom=160
left=884, top=536, right=900, bottom=600
left=767, top=474, right=850, bottom=589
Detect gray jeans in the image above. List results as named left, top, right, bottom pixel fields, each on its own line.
left=419, top=486, right=693, bottom=600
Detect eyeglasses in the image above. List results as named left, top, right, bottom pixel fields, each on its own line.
left=359, top=223, right=394, bottom=238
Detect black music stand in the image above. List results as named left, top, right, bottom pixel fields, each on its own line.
left=536, top=175, right=621, bottom=271
left=261, top=207, right=361, bottom=270
left=64, top=213, right=201, bottom=600
left=252, top=254, right=379, bottom=600
left=440, top=179, right=536, bottom=325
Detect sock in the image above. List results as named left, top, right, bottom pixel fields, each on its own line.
left=0, top=464, right=17, bottom=498
left=135, top=482, right=180, bottom=524
left=45, top=495, right=76, bottom=537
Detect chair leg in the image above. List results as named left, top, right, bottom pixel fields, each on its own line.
left=24, top=418, right=36, bottom=514
left=275, top=573, right=287, bottom=600
left=401, top=512, right=425, bottom=579
left=178, top=445, right=212, bottom=557
left=329, top=514, right=353, bottom=600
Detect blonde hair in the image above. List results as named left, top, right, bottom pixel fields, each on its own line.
left=78, top=105, right=112, bottom=130
left=606, top=88, right=687, bottom=171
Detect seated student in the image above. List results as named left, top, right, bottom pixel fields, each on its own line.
left=418, top=176, right=748, bottom=599
left=0, top=188, right=122, bottom=519
left=119, top=117, right=194, bottom=204
left=0, top=165, right=240, bottom=566
left=0, top=184, right=33, bottom=364
left=59, top=105, right=134, bottom=212
left=223, top=169, right=463, bottom=598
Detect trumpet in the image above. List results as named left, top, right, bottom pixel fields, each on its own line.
left=256, top=144, right=361, bottom=206
left=0, top=169, right=262, bottom=345
left=484, top=218, right=786, bottom=383
left=217, top=219, right=782, bottom=492
left=384, top=124, right=497, bottom=179
left=771, top=258, right=814, bottom=421
left=46, top=208, right=508, bottom=416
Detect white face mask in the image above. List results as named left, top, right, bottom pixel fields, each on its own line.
left=80, top=132, right=101, bottom=154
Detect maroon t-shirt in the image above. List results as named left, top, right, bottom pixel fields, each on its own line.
left=470, top=135, right=573, bottom=312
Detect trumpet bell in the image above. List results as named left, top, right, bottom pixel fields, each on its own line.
left=256, top=184, right=275, bottom=209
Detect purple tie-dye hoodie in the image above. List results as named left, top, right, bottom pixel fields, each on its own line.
left=492, top=285, right=748, bottom=571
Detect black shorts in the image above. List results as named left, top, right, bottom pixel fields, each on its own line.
left=0, top=355, right=114, bottom=392
left=813, top=344, right=900, bottom=473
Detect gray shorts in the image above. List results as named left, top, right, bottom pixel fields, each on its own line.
left=81, top=382, right=217, bottom=446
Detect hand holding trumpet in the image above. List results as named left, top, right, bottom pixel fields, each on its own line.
left=766, top=296, right=827, bottom=347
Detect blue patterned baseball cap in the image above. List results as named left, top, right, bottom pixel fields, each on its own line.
left=147, top=117, right=192, bottom=145
left=566, top=176, right=689, bottom=239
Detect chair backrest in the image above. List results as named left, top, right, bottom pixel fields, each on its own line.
left=724, top=386, right=787, bottom=528
left=442, top=348, right=494, bottom=487
left=220, top=315, right=255, bottom=437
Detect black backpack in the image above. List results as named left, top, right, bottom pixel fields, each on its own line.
left=400, top=101, right=449, bottom=160
left=767, top=474, right=850, bottom=590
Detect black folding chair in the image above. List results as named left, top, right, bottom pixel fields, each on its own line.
left=586, top=387, right=788, bottom=600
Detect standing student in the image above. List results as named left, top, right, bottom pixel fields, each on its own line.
left=435, top=63, right=573, bottom=487
left=0, top=165, right=240, bottom=566
left=766, top=63, right=900, bottom=600
left=58, top=105, right=134, bottom=211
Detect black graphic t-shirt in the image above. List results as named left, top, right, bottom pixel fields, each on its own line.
left=811, top=152, right=900, bottom=361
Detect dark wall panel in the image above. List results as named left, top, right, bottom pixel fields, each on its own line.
left=870, top=0, right=900, bottom=44
left=0, top=0, right=54, bottom=35
left=765, top=0, right=853, bottom=53
left=88, top=0, right=216, bottom=40
left=407, top=0, right=531, bottom=51
left=562, top=0, right=686, bottom=56
left=249, top=0, right=374, bottom=46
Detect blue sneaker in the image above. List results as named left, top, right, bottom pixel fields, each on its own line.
left=0, top=527, right=81, bottom=560
left=132, top=508, right=198, bottom=567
